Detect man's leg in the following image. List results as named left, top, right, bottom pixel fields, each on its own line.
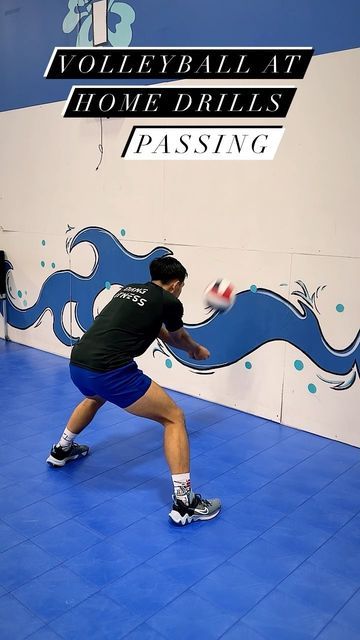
left=47, top=396, right=106, bottom=467
left=125, top=381, right=221, bottom=525
left=126, top=381, right=189, bottom=474
left=64, top=396, right=107, bottom=436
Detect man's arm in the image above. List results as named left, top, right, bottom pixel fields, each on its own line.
left=159, top=326, right=210, bottom=360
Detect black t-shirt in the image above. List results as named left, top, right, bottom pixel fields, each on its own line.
left=70, top=282, right=184, bottom=371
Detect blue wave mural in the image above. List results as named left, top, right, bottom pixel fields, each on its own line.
left=169, top=292, right=359, bottom=377
left=3, top=227, right=170, bottom=345
left=2, top=226, right=359, bottom=383
left=63, top=0, right=135, bottom=47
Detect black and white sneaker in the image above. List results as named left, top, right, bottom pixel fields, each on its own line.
left=46, top=443, right=89, bottom=467
left=169, top=493, right=221, bottom=526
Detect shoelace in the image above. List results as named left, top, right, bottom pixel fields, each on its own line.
left=193, top=494, right=211, bottom=508
left=57, top=442, right=77, bottom=451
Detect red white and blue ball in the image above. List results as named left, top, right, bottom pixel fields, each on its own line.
left=204, top=279, right=236, bottom=311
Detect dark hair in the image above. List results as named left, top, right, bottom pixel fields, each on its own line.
left=150, top=256, right=188, bottom=284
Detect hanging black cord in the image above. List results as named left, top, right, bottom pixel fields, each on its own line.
left=95, top=117, right=104, bottom=171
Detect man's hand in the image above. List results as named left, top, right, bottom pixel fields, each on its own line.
left=160, top=328, right=210, bottom=361
left=188, top=345, right=210, bottom=360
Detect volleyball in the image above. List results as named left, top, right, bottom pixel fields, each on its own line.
left=204, top=279, right=236, bottom=311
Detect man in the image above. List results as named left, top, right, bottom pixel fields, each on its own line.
left=47, top=256, right=221, bottom=525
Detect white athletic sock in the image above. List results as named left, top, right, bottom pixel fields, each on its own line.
left=57, top=428, right=76, bottom=450
left=172, top=473, right=194, bottom=505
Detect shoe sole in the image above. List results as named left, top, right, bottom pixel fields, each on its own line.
left=46, top=451, right=89, bottom=467
left=168, top=507, right=221, bottom=526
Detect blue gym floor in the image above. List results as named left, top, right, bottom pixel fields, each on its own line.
left=1, top=341, right=360, bottom=640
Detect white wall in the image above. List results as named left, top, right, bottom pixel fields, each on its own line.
left=1, top=49, right=359, bottom=445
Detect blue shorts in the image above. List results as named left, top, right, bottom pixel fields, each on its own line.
left=69, top=361, right=152, bottom=408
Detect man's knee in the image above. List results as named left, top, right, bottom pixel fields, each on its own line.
left=85, top=396, right=106, bottom=410
left=164, top=405, right=185, bottom=427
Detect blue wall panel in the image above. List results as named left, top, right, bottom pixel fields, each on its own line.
left=1, top=0, right=360, bottom=111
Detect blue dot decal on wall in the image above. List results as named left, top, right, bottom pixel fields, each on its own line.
left=308, top=383, right=317, bottom=394
left=165, top=359, right=173, bottom=368
left=250, top=285, right=257, bottom=293
left=294, top=360, right=304, bottom=370
left=245, top=361, right=252, bottom=369
left=336, top=304, right=344, bottom=313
